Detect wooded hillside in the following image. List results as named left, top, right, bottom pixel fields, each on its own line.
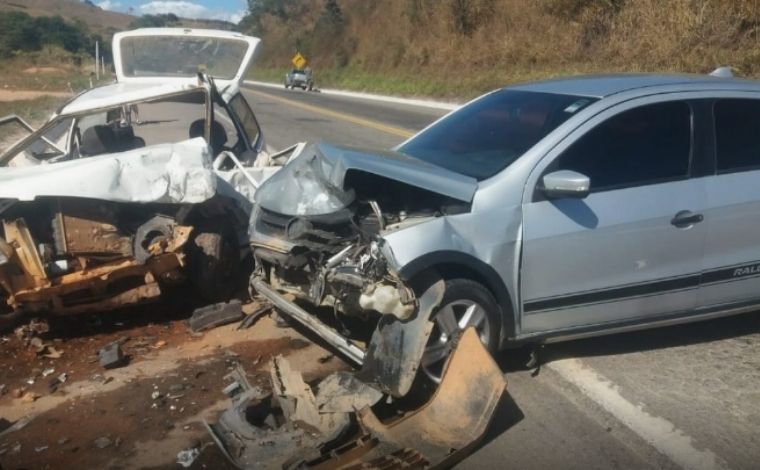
left=243, top=0, right=760, bottom=97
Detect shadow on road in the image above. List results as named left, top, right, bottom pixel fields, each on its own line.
left=494, top=310, right=760, bottom=373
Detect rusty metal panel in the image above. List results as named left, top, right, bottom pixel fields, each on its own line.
left=53, top=200, right=132, bottom=256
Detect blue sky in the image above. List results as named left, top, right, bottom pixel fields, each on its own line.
left=91, top=0, right=249, bottom=24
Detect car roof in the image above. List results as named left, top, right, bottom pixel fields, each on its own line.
left=508, top=73, right=760, bottom=98
left=59, top=82, right=204, bottom=116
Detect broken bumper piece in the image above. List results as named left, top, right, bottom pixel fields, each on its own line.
left=207, top=327, right=506, bottom=469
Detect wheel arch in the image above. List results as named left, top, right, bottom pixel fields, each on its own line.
left=397, top=251, right=516, bottom=342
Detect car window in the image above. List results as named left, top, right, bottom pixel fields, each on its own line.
left=552, top=101, right=692, bottom=192
left=714, top=99, right=760, bottom=173
left=397, top=90, right=598, bottom=181
left=73, top=90, right=207, bottom=158
left=229, top=94, right=261, bottom=147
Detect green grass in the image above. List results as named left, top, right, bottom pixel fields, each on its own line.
left=0, top=96, right=69, bottom=123
left=250, top=65, right=612, bottom=101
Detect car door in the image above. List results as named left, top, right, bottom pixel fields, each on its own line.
left=698, top=98, right=760, bottom=308
left=520, top=100, right=707, bottom=334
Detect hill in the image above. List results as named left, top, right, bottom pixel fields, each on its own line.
left=0, top=0, right=133, bottom=36
left=242, top=0, right=760, bottom=98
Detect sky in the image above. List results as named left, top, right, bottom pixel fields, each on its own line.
left=90, top=0, right=249, bottom=24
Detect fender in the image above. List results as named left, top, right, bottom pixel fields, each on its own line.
left=397, top=250, right=517, bottom=341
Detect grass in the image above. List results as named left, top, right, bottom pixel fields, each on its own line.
left=246, top=0, right=760, bottom=100
left=0, top=95, right=68, bottom=123
left=251, top=64, right=648, bottom=100
left=0, top=48, right=103, bottom=93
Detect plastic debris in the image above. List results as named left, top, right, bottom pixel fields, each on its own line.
left=98, top=342, right=127, bottom=369
left=188, top=299, right=244, bottom=333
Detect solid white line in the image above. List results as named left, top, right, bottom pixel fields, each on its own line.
left=548, top=359, right=729, bottom=470
left=244, top=80, right=460, bottom=111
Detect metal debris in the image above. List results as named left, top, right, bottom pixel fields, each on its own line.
left=177, top=447, right=200, bottom=468
left=188, top=299, right=244, bottom=333
left=98, top=341, right=126, bottom=369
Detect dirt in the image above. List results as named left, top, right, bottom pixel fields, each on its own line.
left=22, top=68, right=65, bottom=75
left=0, top=295, right=346, bottom=469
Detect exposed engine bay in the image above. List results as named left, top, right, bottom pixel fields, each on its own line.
left=250, top=143, right=472, bottom=330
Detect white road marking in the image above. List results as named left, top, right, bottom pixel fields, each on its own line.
left=548, top=359, right=729, bottom=470
left=245, top=80, right=460, bottom=111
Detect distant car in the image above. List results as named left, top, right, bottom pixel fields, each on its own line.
left=284, top=68, right=313, bottom=90
left=250, top=72, right=760, bottom=382
left=0, top=28, right=299, bottom=327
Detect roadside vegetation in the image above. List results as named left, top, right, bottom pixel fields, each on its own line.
left=244, top=0, right=760, bottom=99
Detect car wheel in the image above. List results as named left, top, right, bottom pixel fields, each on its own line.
left=420, top=278, right=500, bottom=384
left=189, top=223, right=240, bottom=303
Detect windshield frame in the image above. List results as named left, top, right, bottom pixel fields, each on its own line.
left=396, top=89, right=599, bottom=181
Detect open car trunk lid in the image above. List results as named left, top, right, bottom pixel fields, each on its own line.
left=112, top=28, right=260, bottom=91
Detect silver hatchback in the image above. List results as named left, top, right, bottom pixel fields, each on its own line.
left=249, top=73, right=760, bottom=381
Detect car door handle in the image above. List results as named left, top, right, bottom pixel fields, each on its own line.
left=671, top=210, right=704, bottom=228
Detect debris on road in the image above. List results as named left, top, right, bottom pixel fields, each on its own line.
left=207, top=328, right=507, bottom=469
left=0, top=415, right=35, bottom=439
left=176, top=446, right=201, bottom=468
left=98, top=341, right=127, bottom=369
left=20, top=391, right=40, bottom=403
left=93, top=436, right=112, bottom=449
left=188, top=299, right=244, bottom=333
left=237, top=303, right=272, bottom=330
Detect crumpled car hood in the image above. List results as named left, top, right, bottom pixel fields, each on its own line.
left=0, top=138, right=216, bottom=204
left=254, top=142, right=478, bottom=216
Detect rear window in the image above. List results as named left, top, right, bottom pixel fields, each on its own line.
left=121, top=36, right=248, bottom=80
left=397, top=90, right=597, bottom=180
left=714, top=99, right=760, bottom=173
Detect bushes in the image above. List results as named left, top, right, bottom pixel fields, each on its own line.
left=0, top=11, right=92, bottom=59
left=244, top=0, right=760, bottom=98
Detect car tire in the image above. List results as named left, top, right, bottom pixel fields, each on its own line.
left=420, top=278, right=501, bottom=384
left=189, top=223, right=240, bottom=303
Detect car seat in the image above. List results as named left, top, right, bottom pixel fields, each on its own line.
left=189, top=119, right=228, bottom=156
left=80, top=125, right=117, bottom=157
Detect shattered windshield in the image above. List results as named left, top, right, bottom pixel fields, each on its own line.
left=121, top=36, right=248, bottom=80
left=397, top=90, right=597, bottom=181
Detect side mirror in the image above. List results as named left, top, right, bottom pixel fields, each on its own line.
left=540, top=170, right=590, bottom=199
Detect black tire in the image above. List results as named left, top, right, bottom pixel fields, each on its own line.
left=420, top=278, right=501, bottom=384
left=189, top=224, right=240, bottom=303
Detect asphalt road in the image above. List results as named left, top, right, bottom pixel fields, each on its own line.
left=242, top=83, right=760, bottom=470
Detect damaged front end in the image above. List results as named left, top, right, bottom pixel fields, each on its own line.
left=208, top=143, right=505, bottom=467
left=248, top=142, right=480, bottom=394
left=249, top=141, right=476, bottom=343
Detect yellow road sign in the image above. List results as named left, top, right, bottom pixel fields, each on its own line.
left=292, top=52, right=307, bottom=69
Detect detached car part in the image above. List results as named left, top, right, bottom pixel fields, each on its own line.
left=207, top=327, right=507, bottom=469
